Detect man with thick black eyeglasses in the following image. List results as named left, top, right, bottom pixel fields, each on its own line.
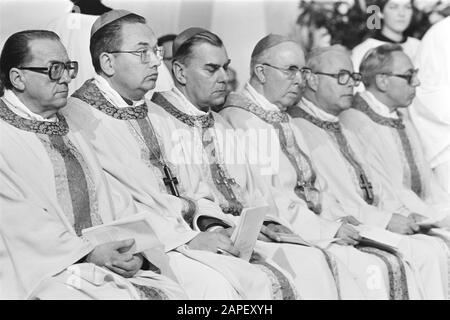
left=288, top=44, right=449, bottom=300
left=0, top=29, right=188, bottom=300
left=18, top=61, right=79, bottom=81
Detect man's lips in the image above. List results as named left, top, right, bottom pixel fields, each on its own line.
left=145, top=73, right=158, bottom=80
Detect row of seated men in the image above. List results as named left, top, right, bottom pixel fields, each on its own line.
left=0, top=9, right=449, bottom=300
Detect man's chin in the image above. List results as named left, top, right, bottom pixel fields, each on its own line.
left=142, top=80, right=157, bottom=91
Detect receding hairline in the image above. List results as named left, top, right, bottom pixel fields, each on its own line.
left=306, top=46, right=350, bottom=71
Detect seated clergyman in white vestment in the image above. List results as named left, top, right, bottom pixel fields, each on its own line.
left=0, top=30, right=187, bottom=300
left=61, top=11, right=288, bottom=300
left=340, top=44, right=450, bottom=230
left=284, top=45, right=448, bottom=299
left=147, top=29, right=417, bottom=300
left=219, top=35, right=437, bottom=299
left=342, top=44, right=450, bottom=227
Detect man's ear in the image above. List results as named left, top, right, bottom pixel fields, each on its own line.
left=9, top=68, right=26, bottom=91
left=254, top=64, right=266, bottom=83
left=99, top=52, right=115, bottom=77
left=172, top=60, right=187, bottom=85
left=306, top=73, right=319, bottom=91
left=374, top=74, right=388, bottom=92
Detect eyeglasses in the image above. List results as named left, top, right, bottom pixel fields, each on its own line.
left=303, top=68, right=362, bottom=86
left=18, top=61, right=78, bottom=81
left=379, top=68, right=419, bottom=85
left=108, top=46, right=165, bottom=63
left=262, top=63, right=309, bottom=80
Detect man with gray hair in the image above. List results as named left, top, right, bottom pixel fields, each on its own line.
left=287, top=44, right=448, bottom=299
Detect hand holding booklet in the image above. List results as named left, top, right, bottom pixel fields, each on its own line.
left=82, top=212, right=163, bottom=254
left=353, top=225, right=402, bottom=255
left=230, top=206, right=270, bottom=261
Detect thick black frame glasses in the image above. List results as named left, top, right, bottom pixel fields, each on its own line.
left=310, top=69, right=362, bottom=86
left=379, top=68, right=419, bottom=85
left=262, top=63, right=308, bottom=80
left=108, top=46, right=165, bottom=63
left=18, top=61, right=79, bottom=81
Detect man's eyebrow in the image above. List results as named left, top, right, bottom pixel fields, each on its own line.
left=135, top=42, right=150, bottom=47
left=205, top=59, right=231, bottom=68
left=47, top=59, right=66, bottom=64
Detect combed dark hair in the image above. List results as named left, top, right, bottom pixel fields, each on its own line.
left=157, top=34, right=177, bottom=46
left=0, top=30, right=60, bottom=92
left=359, top=43, right=403, bottom=87
left=172, top=31, right=223, bottom=65
left=89, top=13, right=146, bottom=74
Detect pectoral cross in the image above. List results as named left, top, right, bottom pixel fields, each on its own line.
left=163, top=165, right=180, bottom=197
left=214, top=166, right=237, bottom=201
left=359, top=173, right=374, bottom=205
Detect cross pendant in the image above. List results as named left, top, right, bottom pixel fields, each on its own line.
left=215, top=167, right=237, bottom=201
left=359, top=173, right=374, bottom=204
left=163, top=165, right=180, bottom=197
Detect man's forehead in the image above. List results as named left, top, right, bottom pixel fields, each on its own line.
left=120, top=23, right=156, bottom=47
left=28, top=39, right=68, bottom=63
left=391, top=51, right=414, bottom=70
left=190, top=43, right=229, bottom=65
left=320, top=51, right=353, bottom=71
left=269, top=43, right=304, bottom=64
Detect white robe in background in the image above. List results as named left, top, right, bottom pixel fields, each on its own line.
left=62, top=77, right=277, bottom=300
left=409, top=17, right=450, bottom=193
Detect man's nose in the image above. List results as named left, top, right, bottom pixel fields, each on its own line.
left=218, top=67, right=228, bottom=82
left=149, top=52, right=162, bottom=68
left=59, top=68, right=71, bottom=84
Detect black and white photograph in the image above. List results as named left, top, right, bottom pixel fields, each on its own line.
left=0, top=0, right=449, bottom=304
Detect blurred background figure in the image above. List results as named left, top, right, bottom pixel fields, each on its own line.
left=409, top=16, right=450, bottom=194
left=46, top=0, right=112, bottom=94
left=352, top=0, right=420, bottom=72
left=211, top=66, right=239, bottom=113
left=290, top=3, right=332, bottom=54
left=157, top=33, right=177, bottom=74
left=226, top=67, right=238, bottom=95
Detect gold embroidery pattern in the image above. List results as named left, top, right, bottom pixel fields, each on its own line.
left=0, top=100, right=68, bottom=135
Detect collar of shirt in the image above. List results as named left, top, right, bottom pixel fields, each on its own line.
left=93, top=74, right=145, bottom=108
left=244, top=82, right=281, bottom=112
left=361, top=91, right=399, bottom=119
left=1, top=89, right=58, bottom=122
left=170, top=86, right=207, bottom=116
left=299, top=97, right=339, bottom=122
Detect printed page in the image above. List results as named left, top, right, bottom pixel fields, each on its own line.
left=82, top=212, right=163, bottom=254
left=231, top=206, right=270, bottom=261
